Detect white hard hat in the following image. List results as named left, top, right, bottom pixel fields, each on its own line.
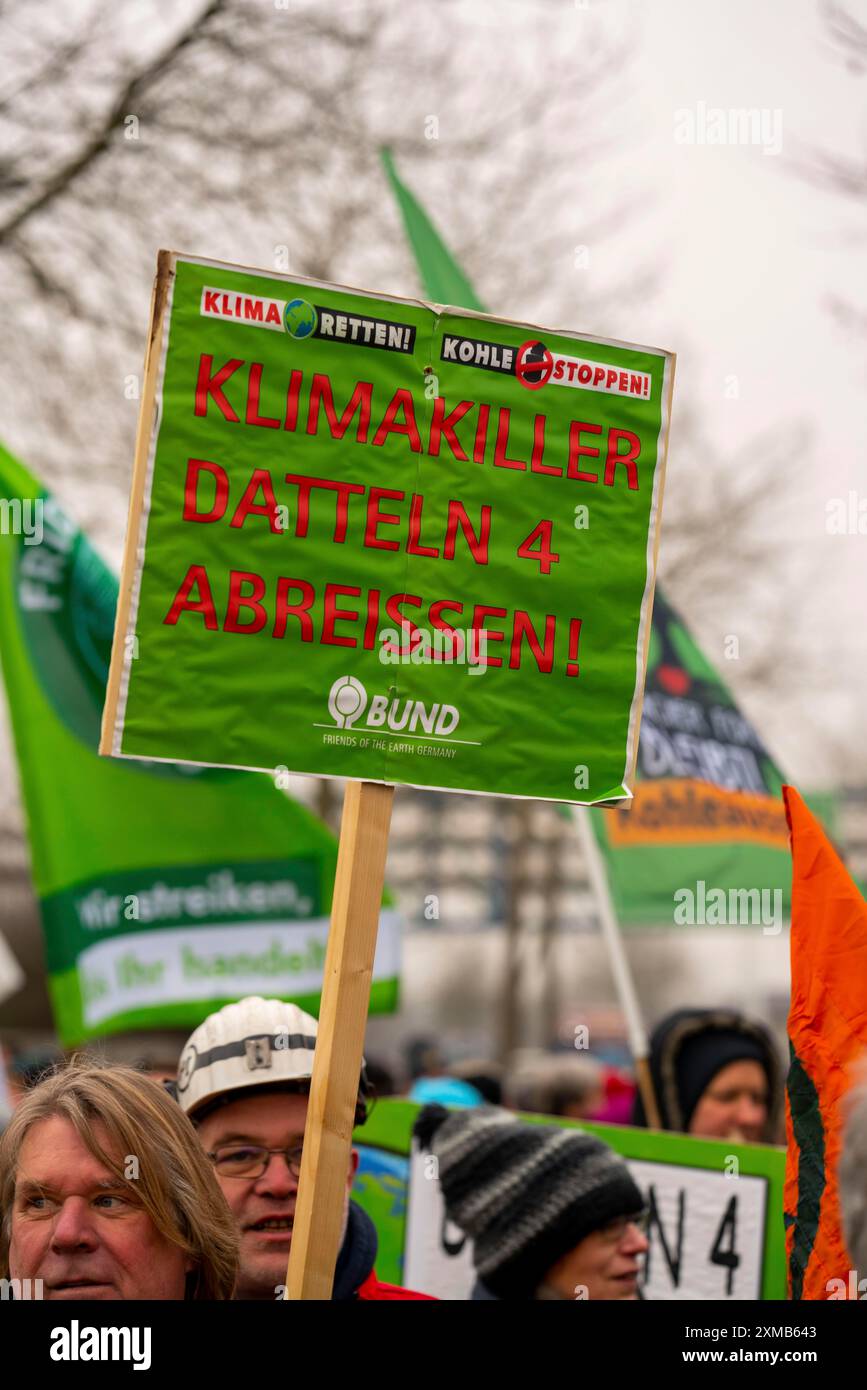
left=176, top=996, right=321, bottom=1117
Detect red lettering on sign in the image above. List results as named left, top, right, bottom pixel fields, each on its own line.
left=284, top=475, right=315, bottom=538
left=493, top=408, right=526, bottom=470
left=443, top=500, right=490, bottom=564
left=473, top=404, right=490, bottom=464
left=428, top=398, right=472, bottom=462
left=509, top=610, right=556, bottom=673
left=363, top=588, right=381, bottom=650
left=194, top=355, right=243, bottom=421
left=604, top=428, right=641, bottom=490
left=430, top=598, right=465, bottom=660
left=406, top=493, right=440, bottom=558
left=470, top=604, right=506, bottom=666
left=322, top=584, right=361, bottom=647
left=365, top=487, right=405, bottom=550
left=225, top=570, right=267, bottom=634
left=531, top=414, right=560, bottom=476
left=230, top=469, right=282, bottom=533
left=272, top=576, right=315, bottom=640
left=567, top=422, right=602, bottom=482
left=284, top=370, right=302, bottom=432
left=283, top=474, right=364, bottom=541
left=384, top=592, right=423, bottom=648
left=245, top=363, right=280, bottom=429
left=329, top=479, right=366, bottom=543
left=307, top=374, right=373, bottom=443
left=517, top=519, right=559, bottom=574
left=371, top=388, right=422, bottom=451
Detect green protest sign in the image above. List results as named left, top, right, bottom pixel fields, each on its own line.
left=0, top=442, right=399, bottom=1045
left=102, top=252, right=674, bottom=805
left=352, top=1099, right=786, bottom=1300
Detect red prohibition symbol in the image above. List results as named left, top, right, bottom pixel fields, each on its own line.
left=515, top=339, right=553, bottom=390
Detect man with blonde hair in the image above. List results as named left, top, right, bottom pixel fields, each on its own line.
left=0, top=1060, right=238, bottom=1299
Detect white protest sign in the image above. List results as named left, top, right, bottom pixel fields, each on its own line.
left=404, top=1143, right=767, bottom=1301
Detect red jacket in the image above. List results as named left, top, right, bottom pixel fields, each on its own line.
left=337, top=1202, right=436, bottom=1300
left=356, top=1269, right=436, bottom=1301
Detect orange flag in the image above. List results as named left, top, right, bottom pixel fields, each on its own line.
left=784, top=784, right=867, bottom=1299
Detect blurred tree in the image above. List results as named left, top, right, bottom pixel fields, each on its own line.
left=657, top=407, right=827, bottom=712
left=792, top=1, right=867, bottom=336
left=0, top=0, right=811, bottom=713
left=0, top=0, right=638, bottom=539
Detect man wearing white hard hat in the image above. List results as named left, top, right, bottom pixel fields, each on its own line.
left=176, top=996, right=432, bottom=1301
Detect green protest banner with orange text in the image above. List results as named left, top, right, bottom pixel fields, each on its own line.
left=101, top=252, right=674, bottom=804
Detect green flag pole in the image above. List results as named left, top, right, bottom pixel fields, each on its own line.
left=574, top=807, right=661, bottom=1128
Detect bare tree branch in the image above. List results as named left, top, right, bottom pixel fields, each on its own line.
left=0, top=0, right=226, bottom=244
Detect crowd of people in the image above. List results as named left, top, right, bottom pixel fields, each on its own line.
left=2, top=994, right=862, bottom=1301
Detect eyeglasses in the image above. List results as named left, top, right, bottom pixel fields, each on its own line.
left=208, top=1144, right=305, bottom=1179
left=598, top=1209, right=651, bottom=1243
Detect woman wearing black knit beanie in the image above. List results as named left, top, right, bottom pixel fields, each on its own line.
left=630, top=1008, right=781, bottom=1142
left=413, top=1104, right=649, bottom=1301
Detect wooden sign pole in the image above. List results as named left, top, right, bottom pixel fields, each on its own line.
left=285, top=779, right=394, bottom=1300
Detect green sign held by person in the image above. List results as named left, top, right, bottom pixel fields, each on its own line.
left=102, top=252, right=675, bottom=805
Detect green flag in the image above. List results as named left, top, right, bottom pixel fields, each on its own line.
left=382, top=149, right=485, bottom=312
left=594, top=588, right=801, bottom=924
left=382, top=149, right=812, bottom=925
left=0, top=444, right=399, bottom=1043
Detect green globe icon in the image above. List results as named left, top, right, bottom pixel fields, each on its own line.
left=284, top=298, right=317, bottom=339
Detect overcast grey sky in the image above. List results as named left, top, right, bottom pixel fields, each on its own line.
left=610, top=0, right=866, bottom=785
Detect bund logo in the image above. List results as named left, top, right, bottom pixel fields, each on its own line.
left=327, top=675, right=367, bottom=728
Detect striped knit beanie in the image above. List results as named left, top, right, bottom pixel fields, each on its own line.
left=414, top=1104, right=644, bottom=1299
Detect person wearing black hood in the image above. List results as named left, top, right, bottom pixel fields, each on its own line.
left=631, top=1008, right=781, bottom=1143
